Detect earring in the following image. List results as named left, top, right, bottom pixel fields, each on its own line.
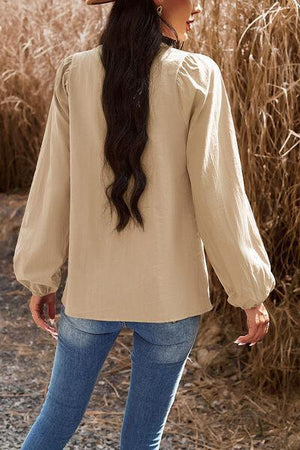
left=157, top=5, right=163, bottom=16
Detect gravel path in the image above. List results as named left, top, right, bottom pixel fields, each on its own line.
left=1, top=193, right=299, bottom=449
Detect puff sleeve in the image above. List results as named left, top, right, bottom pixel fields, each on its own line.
left=177, top=54, right=276, bottom=309
left=13, top=54, right=72, bottom=297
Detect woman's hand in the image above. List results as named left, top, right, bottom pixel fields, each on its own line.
left=234, top=303, right=270, bottom=346
left=28, top=293, right=58, bottom=340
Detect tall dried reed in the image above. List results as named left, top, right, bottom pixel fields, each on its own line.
left=1, top=0, right=299, bottom=395
left=191, top=0, right=300, bottom=397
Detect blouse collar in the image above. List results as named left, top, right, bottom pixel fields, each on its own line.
left=161, top=35, right=184, bottom=50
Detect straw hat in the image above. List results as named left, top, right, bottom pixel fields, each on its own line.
left=86, top=0, right=114, bottom=4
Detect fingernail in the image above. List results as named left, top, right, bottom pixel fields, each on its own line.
left=249, top=343, right=256, bottom=346
left=238, top=342, right=246, bottom=346
left=233, top=339, right=240, bottom=344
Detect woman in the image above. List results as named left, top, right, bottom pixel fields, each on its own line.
left=13, top=0, right=276, bottom=448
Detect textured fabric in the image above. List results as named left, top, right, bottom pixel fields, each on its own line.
left=13, top=42, right=276, bottom=321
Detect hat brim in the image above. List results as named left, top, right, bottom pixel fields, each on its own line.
left=86, top=0, right=114, bottom=4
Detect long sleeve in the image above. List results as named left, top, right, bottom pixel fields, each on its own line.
left=13, top=54, right=73, bottom=297
left=177, top=54, right=276, bottom=309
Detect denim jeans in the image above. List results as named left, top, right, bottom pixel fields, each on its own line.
left=21, top=303, right=201, bottom=450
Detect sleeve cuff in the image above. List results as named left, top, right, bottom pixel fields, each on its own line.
left=227, top=275, right=276, bottom=309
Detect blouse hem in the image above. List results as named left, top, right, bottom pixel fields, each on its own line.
left=60, top=298, right=214, bottom=323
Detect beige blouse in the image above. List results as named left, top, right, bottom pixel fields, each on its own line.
left=13, top=43, right=276, bottom=322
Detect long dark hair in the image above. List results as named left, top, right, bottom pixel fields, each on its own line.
left=98, top=0, right=182, bottom=233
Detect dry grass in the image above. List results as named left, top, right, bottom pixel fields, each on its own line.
left=186, top=0, right=300, bottom=396
left=0, top=0, right=105, bottom=191
left=1, top=0, right=299, bottom=445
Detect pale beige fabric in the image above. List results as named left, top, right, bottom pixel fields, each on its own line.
left=13, top=43, right=276, bottom=321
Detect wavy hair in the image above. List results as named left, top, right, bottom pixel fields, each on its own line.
left=98, top=0, right=181, bottom=232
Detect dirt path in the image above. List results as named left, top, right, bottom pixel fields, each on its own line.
left=1, top=194, right=299, bottom=449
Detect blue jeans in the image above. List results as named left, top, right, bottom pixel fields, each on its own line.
left=21, top=303, right=201, bottom=449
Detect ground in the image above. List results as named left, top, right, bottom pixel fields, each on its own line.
left=1, top=193, right=299, bottom=449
